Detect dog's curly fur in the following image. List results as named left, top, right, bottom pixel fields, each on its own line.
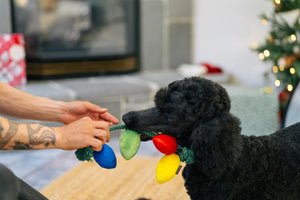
left=123, top=77, right=300, bottom=200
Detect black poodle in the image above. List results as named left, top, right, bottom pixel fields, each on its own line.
left=122, top=77, right=300, bottom=200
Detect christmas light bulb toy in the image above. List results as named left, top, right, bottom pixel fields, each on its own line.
left=153, top=134, right=177, bottom=155
left=156, top=153, right=181, bottom=184
left=93, top=144, right=117, bottom=169
left=119, top=130, right=141, bottom=160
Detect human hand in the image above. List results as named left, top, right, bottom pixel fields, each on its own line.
left=54, top=117, right=110, bottom=151
left=60, top=101, right=119, bottom=125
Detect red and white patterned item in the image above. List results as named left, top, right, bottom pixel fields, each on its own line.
left=0, top=33, right=26, bottom=86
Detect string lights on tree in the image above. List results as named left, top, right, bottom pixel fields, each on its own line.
left=253, top=0, right=300, bottom=124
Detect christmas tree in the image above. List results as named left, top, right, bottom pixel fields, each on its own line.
left=253, top=0, right=300, bottom=126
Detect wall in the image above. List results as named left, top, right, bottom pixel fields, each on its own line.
left=193, top=0, right=273, bottom=86
left=140, top=0, right=193, bottom=72
left=0, top=0, right=11, bottom=33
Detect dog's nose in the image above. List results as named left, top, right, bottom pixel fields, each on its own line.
left=122, top=113, right=129, bottom=125
left=122, top=111, right=138, bottom=129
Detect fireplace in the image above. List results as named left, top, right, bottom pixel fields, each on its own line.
left=10, top=0, right=139, bottom=79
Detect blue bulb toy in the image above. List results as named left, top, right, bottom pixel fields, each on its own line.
left=93, top=144, right=117, bottom=169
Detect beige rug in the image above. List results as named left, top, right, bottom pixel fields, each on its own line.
left=41, top=155, right=190, bottom=200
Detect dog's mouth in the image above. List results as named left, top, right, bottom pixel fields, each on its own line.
left=122, top=108, right=169, bottom=132
left=125, top=124, right=175, bottom=141
left=122, top=108, right=193, bottom=146
left=123, top=123, right=190, bottom=147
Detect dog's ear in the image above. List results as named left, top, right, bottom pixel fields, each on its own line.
left=190, top=113, right=242, bottom=179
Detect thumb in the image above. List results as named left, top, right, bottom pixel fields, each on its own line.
left=89, top=138, right=103, bottom=152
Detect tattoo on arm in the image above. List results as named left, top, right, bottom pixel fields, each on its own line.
left=26, top=124, right=56, bottom=147
left=12, top=141, right=32, bottom=150
left=0, top=119, right=18, bottom=149
left=0, top=118, right=56, bottom=150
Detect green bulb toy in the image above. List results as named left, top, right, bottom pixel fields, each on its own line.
left=119, top=130, right=141, bottom=160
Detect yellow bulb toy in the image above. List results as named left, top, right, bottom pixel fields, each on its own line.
left=156, top=153, right=181, bottom=184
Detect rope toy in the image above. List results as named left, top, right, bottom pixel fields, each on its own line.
left=75, top=124, right=195, bottom=183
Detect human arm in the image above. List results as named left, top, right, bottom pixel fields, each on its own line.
left=0, top=81, right=119, bottom=125
left=0, top=115, right=109, bottom=151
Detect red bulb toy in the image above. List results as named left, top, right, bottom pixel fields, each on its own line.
left=153, top=134, right=178, bottom=155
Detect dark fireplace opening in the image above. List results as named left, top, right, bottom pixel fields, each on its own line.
left=10, top=0, right=139, bottom=79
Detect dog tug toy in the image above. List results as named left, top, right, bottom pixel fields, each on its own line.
left=75, top=124, right=195, bottom=183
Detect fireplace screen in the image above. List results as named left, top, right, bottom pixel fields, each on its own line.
left=11, top=0, right=139, bottom=78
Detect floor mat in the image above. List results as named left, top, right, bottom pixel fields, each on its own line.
left=41, top=155, right=190, bottom=200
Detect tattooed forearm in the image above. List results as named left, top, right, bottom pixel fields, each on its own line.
left=0, top=116, right=56, bottom=150
left=26, top=124, right=56, bottom=147
left=0, top=119, right=19, bottom=148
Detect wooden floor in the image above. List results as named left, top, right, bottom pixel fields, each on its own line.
left=0, top=138, right=162, bottom=191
